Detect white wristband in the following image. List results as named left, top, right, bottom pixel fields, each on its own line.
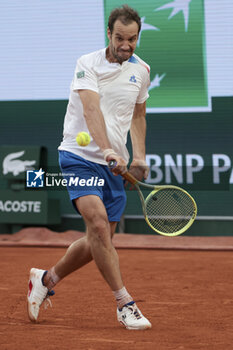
left=103, top=148, right=117, bottom=161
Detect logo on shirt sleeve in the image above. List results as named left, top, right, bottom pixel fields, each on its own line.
left=129, top=75, right=137, bottom=83
left=76, top=71, right=85, bottom=79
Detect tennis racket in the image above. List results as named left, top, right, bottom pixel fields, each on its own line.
left=109, top=161, right=197, bottom=237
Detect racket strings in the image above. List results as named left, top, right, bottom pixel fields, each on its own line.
left=145, top=189, right=195, bottom=234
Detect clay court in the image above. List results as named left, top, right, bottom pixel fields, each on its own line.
left=1, top=230, right=233, bottom=350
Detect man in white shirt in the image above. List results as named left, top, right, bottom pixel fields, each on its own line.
left=27, top=5, right=152, bottom=330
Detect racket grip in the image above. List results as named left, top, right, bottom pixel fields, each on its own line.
left=122, top=172, right=138, bottom=185
left=108, top=160, right=137, bottom=185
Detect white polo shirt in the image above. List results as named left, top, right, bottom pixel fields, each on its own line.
left=58, top=48, right=150, bottom=165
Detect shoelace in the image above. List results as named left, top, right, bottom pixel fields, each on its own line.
left=133, top=309, right=142, bottom=320
left=127, top=306, right=142, bottom=320
left=44, top=290, right=55, bottom=310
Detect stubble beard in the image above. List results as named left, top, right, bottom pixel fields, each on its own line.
left=110, top=42, right=132, bottom=64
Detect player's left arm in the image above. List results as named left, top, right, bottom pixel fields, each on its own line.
left=129, top=101, right=149, bottom=181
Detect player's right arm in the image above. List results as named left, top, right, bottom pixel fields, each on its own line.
left=78, top=89, right=126, bottom=175
left=73, top=54, right=126, bottom=174
left=78, top=89, right=111, bottom=151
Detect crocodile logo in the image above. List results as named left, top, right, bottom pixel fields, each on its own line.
left=3, top=151, right=36, bottom=176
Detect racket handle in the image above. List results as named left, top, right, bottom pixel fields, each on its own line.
left=108, top=160, right=138, bottom=185
left=122, top=172, right=138, bottom=185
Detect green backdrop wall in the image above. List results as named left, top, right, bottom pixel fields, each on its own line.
left=0, top=96, right=232, bottom=235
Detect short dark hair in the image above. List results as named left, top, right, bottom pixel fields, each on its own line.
left=108, top=5, right=141, bottom=34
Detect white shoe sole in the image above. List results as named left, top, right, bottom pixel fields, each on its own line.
left=119, top=320, right=152, bottom=330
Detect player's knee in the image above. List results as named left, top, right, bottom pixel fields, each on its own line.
left=87, top=217, right=110, bottom=244
left=92, top=217, right=109, bottom=236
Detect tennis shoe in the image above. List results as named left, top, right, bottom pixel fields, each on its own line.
left=27, top=268, right=54, bottom=322
left=117, top=302, right=152, bottom=330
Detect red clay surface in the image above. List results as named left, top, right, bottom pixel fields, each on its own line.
left=1, top=246, right=233, bottom=350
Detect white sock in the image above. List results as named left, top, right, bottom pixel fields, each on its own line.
left=113, top=286, right=133, bottom=310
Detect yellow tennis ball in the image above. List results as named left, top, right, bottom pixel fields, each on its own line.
left=76, top=132, right=91, bottom=147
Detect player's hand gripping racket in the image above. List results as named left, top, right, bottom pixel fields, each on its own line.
left=109, top=160, right=197, bottom=237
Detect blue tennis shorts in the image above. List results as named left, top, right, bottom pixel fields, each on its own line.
left=59, top=150, right=126, bottom=222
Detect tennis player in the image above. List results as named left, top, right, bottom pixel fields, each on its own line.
left=27, top=5, right=151, bottom=330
